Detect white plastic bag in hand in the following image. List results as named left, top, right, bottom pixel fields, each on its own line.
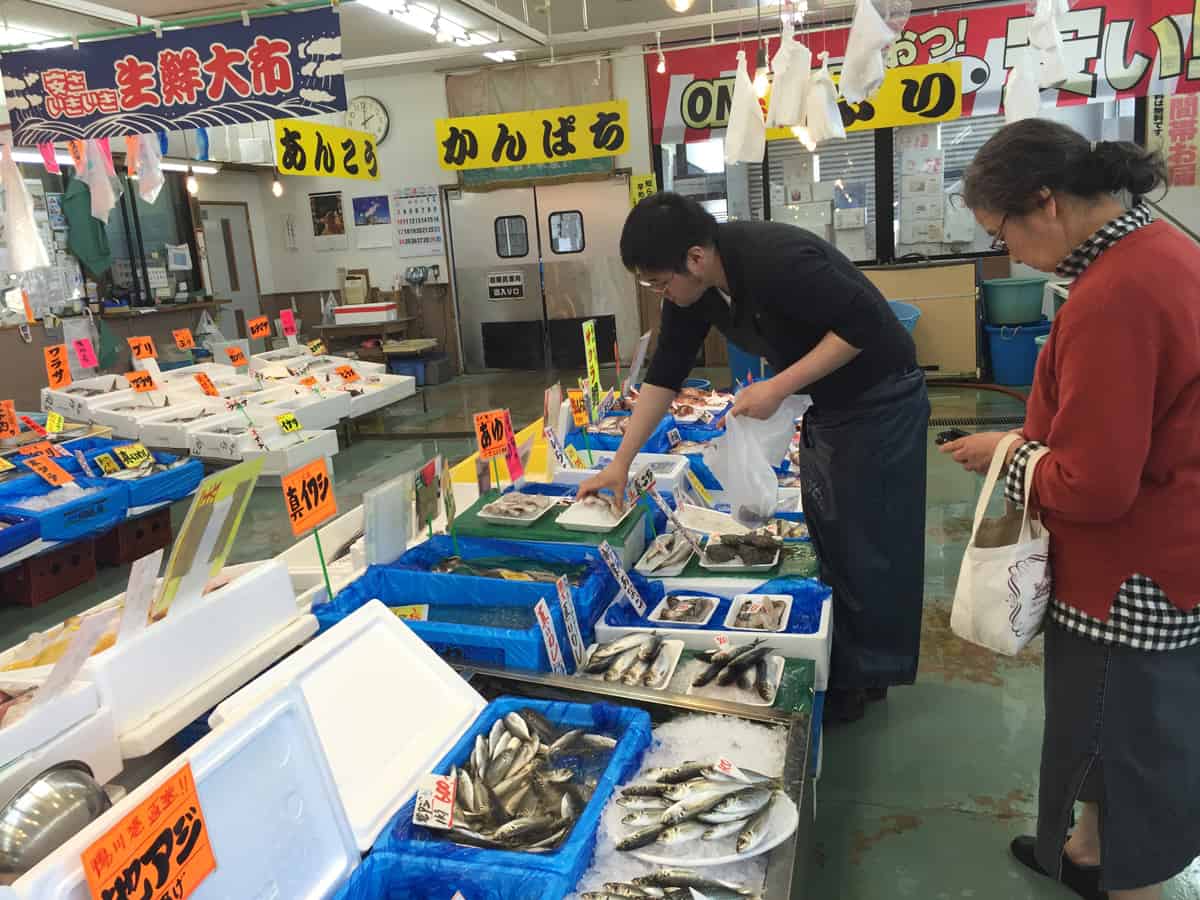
left=0, top=145, right=50, bottom=273
left=840, top=0, right=896, bottom=104
left=1004, top=46, right=1043, bottom=124
left=805, top=53, right=847, bottom=144
left=766, top=20, right=813, bottom=129
left=709, top=395, right=810, bottom=527
left=724, top=50, right=767, bottom=165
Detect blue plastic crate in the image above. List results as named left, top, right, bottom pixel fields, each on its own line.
left=0, top=512, right=39, bottom=557
left=0, top=475, right=127, bottom=542
left=332, top=852, right=572, bottom=900
left=387, top=358, right=426, bottom=385
left=377, top=695, right=652, bottom=886
left=567, top=412, right=673, bottom=454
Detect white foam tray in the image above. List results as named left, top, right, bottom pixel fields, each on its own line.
left=299, top=371, right=415, bottom=418
left=5, top=684, right=359, bottom=900
left=277, top=506, right=365, bottom=573
left=594, top=586, right=833, bottom=690
left=41, top=375, right=133, bottom=420
left=136, top=399, right=242, bottom=450
left=211, top=601, right=488, bottom=851
left=251, top=345, right=314, bottom=371
left=295, top=354, right=386, bottom=377
left=86, top=391, right=176, bottom=438
left=552, top=451, right=691, bottom=494
left=0, top=561, right=307, bottom=750
left=248, top=385, right=352, bottom=432
left=0, top=681, right=121, bottom=809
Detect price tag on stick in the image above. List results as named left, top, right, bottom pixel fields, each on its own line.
left=280, top=309, right=297, bottom=337
left=194, top=373, right=220, bottom=397
left=94, top=453, right=120, bottom=475
left=556, top=576, right=587, bottom=671
left=114, top=443, right=152, bottom=468
left=20, top=416, right=47, bottom=437
left=173, top=328, right=197, bottom=350
left=26, top=454, right=74, bottom=486
left=412, top=772, right=457, bottom=830
left=281, top=457, right=337, bottom=538
left=225, top=346, right=248, bottom=367
left=533, top=598, right=568, bottom=674
left=127, top=336, right=157, bottom=360
left=0, top=401, right=18, bottom=439
left=45, top=412, right=64, bottom=434
left=43, top=344, right=72, bottom=389
left=334, top=364, right=360, bottom=383
left=125, top=371, right=157, bottom=393
left=598, top=540, right=647, bottom=616
left=247, top=316, right=271, bottom=340
left=73, top=338, right=99, bottom=369
left=566, top=390, right=588, bottom=427
left=276, top=412, right=302, bottom=433
left=473, top=410, right=507, bottom=460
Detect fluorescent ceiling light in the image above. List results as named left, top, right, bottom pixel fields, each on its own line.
left=9, top=148, right=219, bottom=175
left=484, top=49, right=517, bottom=62
left=362, top=0, right=495, bottom=46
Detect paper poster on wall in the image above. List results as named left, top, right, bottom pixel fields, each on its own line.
left=309, top=192, right=348, bottom=252
left=46, top=193, right=65, bottom=230
left=392, top=186, right=444, bottom=259
left=352, top=195, right=392, bottom=249
left=166, top=243, right=192, bottom=271
left=284, top=215, right=298, bottom=251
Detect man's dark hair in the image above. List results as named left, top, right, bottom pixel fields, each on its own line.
left=620, top=192, right=718, bottom=274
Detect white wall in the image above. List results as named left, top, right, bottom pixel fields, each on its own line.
left=613, top=46, right=654, bottom=177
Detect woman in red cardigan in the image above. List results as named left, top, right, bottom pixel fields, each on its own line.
left=942, top=119, right=1200, bottom=900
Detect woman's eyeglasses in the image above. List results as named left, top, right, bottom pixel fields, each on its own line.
left=990, top=213, right=1010, bottom=252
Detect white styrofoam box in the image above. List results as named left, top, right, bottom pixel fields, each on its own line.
left=41, top=375, right=132, bottom=420
left=155, top=362, right=239, bottom=384
left=1, top=562, right=304, bottom=745
left=594, top=589, right=833, bottom=690
left=329, top=372, right=416, bottom=418
left=211, top=601, right=487, bottom=851
left=247, top=385, right=352, bottom=432
left=244, top=431, right=340, bottom=479
left=278, top=506, right=364, bottom=573
left=86, top=391, right=176, bottom=438
left=0, top=682, right=121, bottom=808
left=332, top=302, right=398, bottom=325
left=136, top=399, right=241, bottom=450
left=251, top=346, right=313, bottom=371
left=553, top=451, right=691, bottom=494
left=7, top=687, right=359, bottom=900
left=298, top=354, right=386, bottom=376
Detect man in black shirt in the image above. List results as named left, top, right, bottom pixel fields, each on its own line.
left=580, top=193, right=931, bottom=722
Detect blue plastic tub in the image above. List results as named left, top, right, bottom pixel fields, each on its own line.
left=726, top=341, right=774, bottom=385
left=683, top=377, right=712, bottom=390
left=388, top=358, right=426, bottom=385
left=377, top=695, right=652, bottom=886
left=567, top=412, right=673, bottom=455
left=888, top=300, right=921, bottom=333
left=985, top=319, right=1051, bottom=386
left=16, top=440, right=204, bottom=510
left=0, top=475, right=127, bottom=542
left=332, top=853, right=572, bottom=900
left=604, top=572, right=830, bottom=634
left=316, top=535, right=619, bottom=672
left=0, top=512, right=39, bottom=556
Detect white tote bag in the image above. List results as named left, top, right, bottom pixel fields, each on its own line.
left=951, top=434, right=1052, bottom=656
left=724, top=50, right=767, bottom=165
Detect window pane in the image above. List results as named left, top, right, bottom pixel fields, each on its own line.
left=765, top=130, right=877, bottom=262
left=661, top=137, right=762, bottom=223
left=134, top=173, right=194, bottom=297
left=892, top=101, right=1138, bottom=257
left=548, top=211, right=585, bottom=254
left=494, top=215, right=528, bottom=258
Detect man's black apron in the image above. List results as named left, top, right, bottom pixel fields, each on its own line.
left=799, top=368, right=930, bottom=689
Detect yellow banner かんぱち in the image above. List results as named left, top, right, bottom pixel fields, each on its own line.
left=436, top=100, right=630, bottom=171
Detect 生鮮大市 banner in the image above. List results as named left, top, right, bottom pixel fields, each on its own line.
left=648, top=0, right=1199, bottom=144
left=1, top=7, right=346, bottom=146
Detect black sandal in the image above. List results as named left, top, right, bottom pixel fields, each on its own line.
left=1010, top=835, right=1106, bottom=900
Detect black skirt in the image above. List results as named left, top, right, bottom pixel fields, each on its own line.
left=1036, top=618, right=1200, bottom=890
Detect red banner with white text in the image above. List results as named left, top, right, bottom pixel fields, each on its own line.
left=649, top=0, right=1198, bottom=144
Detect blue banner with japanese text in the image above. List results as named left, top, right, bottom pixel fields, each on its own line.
left=1, top=7, right=346, bottom=146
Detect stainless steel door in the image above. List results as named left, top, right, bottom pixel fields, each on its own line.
left=536, top=178, right=639, bottom=369
left=446, top=188, right=543, bottom=372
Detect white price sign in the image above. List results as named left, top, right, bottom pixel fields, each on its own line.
left=667, top=427, right=682, bottom=448
left=597, top=388, right=616, bottom=418
left=713, top=756, right=751, bottom=783
left=556, top=576, right=587, bottom=671
left=622, top=330, right=652, bottom=397
left=638, top=479, right=703, bottom=556
left=533, top=598, right=568, bottom=674
left=544, top=426, right=569, bottom=470
left=598, top=540, right=647, bottom=616
left=413, top=772, right=457, bottom=830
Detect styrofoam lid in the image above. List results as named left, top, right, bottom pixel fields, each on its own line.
left=12, top=686, right=358, bottom=900
left=0, top=681, right=99, bottom=783
left=210, top=600, right=487, bottom=851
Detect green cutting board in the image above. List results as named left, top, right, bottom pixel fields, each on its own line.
left=454, top=489, right=649, bottom=547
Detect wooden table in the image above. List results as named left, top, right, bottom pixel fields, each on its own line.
left=316, top=318, right=416, bottom=363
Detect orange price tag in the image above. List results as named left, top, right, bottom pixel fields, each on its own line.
left=281, top=457, right=337, bottom=538
left=173, top=328, right=197, bottom=351
left=299, top=376, right=318, bottom=388
left=334, top=365, right=360, bottom=384
left=19, top=440, right=55, bottom=456
left=473, top=410, right=507, bottom=460
left=127, top=336, right=158, bottom=360
left=21, top=290, right=34, bottom=324
left=0, top=401, right=18, bottom=439
left=26, top=454, right=74, bottom=486
left=247, top=316, right=271, bottom=340
left=566, top=390, right=588, bottom=427
left=19, top=415, right=47, bottom=437
left=225, top=347, right=248, bottom=367
left=194, top=373, right=219, bottom=397
left=125, top=371, right=158, bottom=393
left=82, top=762, right=215, bottom=900
left=43, top=344, right=73, bottom=389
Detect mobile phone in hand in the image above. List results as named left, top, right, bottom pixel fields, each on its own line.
left=936, top=428, right=971, bottom=446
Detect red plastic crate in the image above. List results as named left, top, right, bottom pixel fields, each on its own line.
left=1, top=540, right=97, bottom=607
left=95, top=507, right=173, bottom=567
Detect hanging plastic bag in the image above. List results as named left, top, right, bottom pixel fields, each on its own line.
left=137, top=133, right=166, bottom=204
left=82, top=140, right=118, bottom=222
left=0, top=145, right=50, bottom=273
left=840, top=0, right=897, bottom=104
left=724, top=50, right=767, bottom=166
left=1029, top=0, right=1068, bottom=88
left=805, top=53, right=847, bottom=145
left=1004, top=46, right=1043, bottom=124
left=708, top=396, right=810, bottom=527
left=766, top=20, right=813, bottom=129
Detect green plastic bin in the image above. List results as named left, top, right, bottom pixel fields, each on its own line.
left=983, top=277, right=1047, bottom=325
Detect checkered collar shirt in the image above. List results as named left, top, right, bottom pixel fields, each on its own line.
left=1054, top=202, right=1154, bottom=279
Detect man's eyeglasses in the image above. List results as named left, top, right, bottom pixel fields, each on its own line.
left=990, top=213, right=1010, bottom=252
left=637, top=273, right=675, bottom=294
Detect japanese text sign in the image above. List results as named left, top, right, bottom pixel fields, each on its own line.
left=94, top=453, right=120, bottom=475
left=247, top=315, right=271, bottom=340
left=533, top=598, right=568, bottom=674
left=0, top=457, right=13, bottom=473
left=413, top=773, right=457, bottom=830
left=1149, top=93, right=1200, bottom=187
left=436, top=100, right=629, bottom=171
left=564, top=444, right=586, bottom=469
left=128, top=336, right=157, bottom=360
left=114, top=443, right=152, bottom=468
left=194, top=373, right=219, bottom=397
left=82, top=762, right=215, bottom=900
left=567, top=390, right=588, bottom=428
left=281, top=456, right=337, bottom=537
left=598, top=541, right=647, bottom=616
left=0, top=401, right=17, bottom=439
left=556, top=576, right=587, bottom=671
left=125, top=371, right=158, bottom=392
left=279, top=309, right=297, bottom=336
left=308, top=339, right=326, bottom=355
left=44, top=344, right=72, bottom=388
left=19, top=440, right=56, bottom=456
left=73, top=338, right=99, bottom=369
left=276, top=412, right=302, bottom=433
left=501, top=410, right=524, bottom=482
left=299, top=375, right=318, bottom=388
left=173, top=329, right=196, bottom=351
left=544, top=426, right=569, bottom=470
left=4, top=7, right=346, bottom=146
left=20, top=415, right=47, bottom=437
left=45, top=412, right=65, bottom=434
left=582, top=319, right=601, bottom=408
left=26, top=454, right=74, bottom=487
left=629, top=173, right=658, bottom=207
left=474, top=410, right=507, bottom=461
left=334, top=364, right=360, bottom=383
left=274, top=117, right=380, bottom=180
left=225, top=346, right=248, bottom=367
